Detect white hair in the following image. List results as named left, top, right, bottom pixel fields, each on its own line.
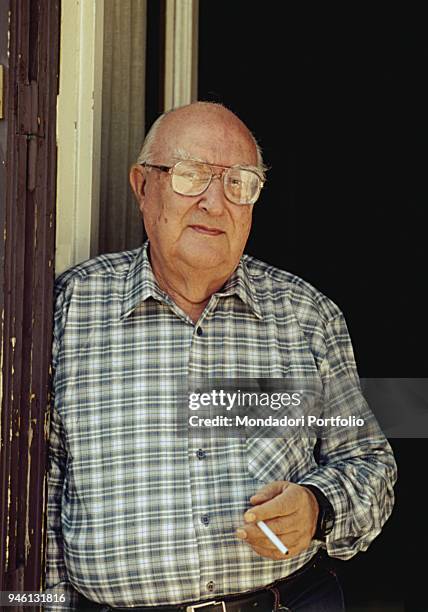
left=136, top=102, right=268, bottom=181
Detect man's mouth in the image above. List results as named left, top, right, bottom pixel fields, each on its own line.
left=189, top=225, right=225, bottom=236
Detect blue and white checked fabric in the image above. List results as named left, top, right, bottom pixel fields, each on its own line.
left=46, top=241, right=396, bottom=609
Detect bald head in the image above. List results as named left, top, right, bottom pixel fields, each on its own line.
left=137, top=102, right=266, bottom=178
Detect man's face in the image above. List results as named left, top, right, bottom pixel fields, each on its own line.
left=130, top=107, right=258, bottom=278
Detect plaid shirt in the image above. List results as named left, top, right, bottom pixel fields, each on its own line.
left=46, top=241, right=397, bottom=609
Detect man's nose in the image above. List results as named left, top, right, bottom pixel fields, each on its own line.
left=197, top=175, right=226, bottom=215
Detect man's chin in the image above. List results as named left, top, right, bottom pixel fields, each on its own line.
left=183, top=255, right=227, bottom=271
left=178, top=247, right=229, bottom=271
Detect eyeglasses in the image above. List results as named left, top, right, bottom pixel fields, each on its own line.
left=141, top=159, right=265, bottom=205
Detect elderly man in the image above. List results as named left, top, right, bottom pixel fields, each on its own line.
left=46, top=102, right=397, bottom=611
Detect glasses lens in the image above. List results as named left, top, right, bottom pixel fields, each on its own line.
left=171, top=161, right=211, bottom=196
left=224, top=168, right=261, bottom=205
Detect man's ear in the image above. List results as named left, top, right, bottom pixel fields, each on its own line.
left=129, top=165, right=147, bottom=214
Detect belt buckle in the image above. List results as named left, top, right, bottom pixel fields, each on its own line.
left=186, top=601, right=226, bottom=612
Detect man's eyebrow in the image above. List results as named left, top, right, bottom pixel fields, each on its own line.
left=171, top=148, right=262, bottom=174
left=171, top=148, right=205, bottom=163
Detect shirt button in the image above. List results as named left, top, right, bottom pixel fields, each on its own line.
left=206, top=581, right=215, bottom=592
left=201, top=514, right=210, bottom=525
left=196, top=326, right=203, bottom=336
left=196, top=448, right=206, bottom=459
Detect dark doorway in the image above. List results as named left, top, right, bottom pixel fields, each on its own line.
left=199, top=4, right=427, bottom=611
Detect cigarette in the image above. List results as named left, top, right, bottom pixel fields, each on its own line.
left=257, top=520, right=289, bottom=555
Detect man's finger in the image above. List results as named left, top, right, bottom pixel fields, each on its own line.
left=239, top=515, right=298, bottom=537
left=237, top=521, right=297, bottom=541
left=259, top=514, right=299, bottom=535
left=249, top=481, right=288, bottom=505
left=245, top=483, right=300, bottom=523
left=236, top=521, right=300, bottom=551
left=237, top=523, right=305, bottom=560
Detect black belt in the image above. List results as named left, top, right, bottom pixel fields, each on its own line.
left=104, top=551, right=326, bottom=612
left=111, top=589, right=290, bottom=612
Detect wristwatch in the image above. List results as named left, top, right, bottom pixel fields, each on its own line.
left=303, top=484, right=335, bottom=541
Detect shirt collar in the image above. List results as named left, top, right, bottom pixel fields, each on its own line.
left=215, top=257, right=263, bottom=319
left=120, top=242, right=164, bottom=319
left=120, top=241, right=263, bottom=320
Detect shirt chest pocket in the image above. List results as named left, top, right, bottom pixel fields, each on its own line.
left=245, top=435, right=318, bottom=484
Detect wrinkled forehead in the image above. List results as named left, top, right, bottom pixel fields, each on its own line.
left=155, top=107, right=258, bottom=167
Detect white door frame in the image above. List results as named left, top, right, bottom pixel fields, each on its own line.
left=55, top=0, right=199, bottom=274
left=55, top=0, right=104, bottom=275
left=164, top=0, right=199, bottom=111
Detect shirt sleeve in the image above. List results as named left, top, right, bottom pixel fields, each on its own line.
left=44, top=279, right=85, bottom=611
left=44, top=394, right=85, bottom=611
left=44, top=401, right=83, bottom=610
left=298, top=312, right=397, bottom=559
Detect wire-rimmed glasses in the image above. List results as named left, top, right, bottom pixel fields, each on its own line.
left=141, top=159, right=265, bottom=205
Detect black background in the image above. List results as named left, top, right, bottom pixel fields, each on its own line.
left=198, top=4, right=427, bottom=611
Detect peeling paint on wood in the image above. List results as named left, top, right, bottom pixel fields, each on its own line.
left=1, top=0, right=60, bottom=596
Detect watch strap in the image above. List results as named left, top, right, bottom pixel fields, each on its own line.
left=303, top=484, right=335, bottom=540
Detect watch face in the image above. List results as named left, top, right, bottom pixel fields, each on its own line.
left=322, top=508, right=335, bottom=535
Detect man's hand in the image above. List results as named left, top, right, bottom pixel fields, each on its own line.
left=236, top=481, right=319, bottom=559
